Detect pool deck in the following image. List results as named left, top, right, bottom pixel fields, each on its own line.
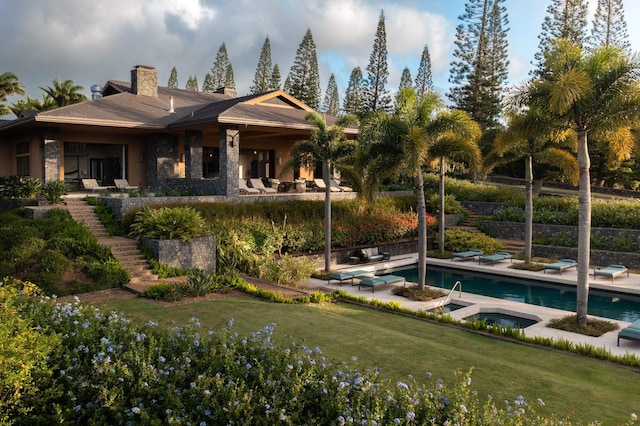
left=306, top=254, right=640, bottom=357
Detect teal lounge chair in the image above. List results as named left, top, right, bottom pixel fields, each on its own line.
left=452, top=249, right=483, bottom=262
left=358, top=275, right=406, bottom=293
left=594, top=264, right=629, bottom=282
left=479, top=251, right=512, bottom=266
left=328, top=270, right=372, bottom=286
left=618, top=319, right=640, bottom=345
left=543, top=259, right=577, bottom=275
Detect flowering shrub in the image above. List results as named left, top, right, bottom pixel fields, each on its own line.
left=1, top=278, right=601, bottom=425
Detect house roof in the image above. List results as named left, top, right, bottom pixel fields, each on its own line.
left=0, top=81, right=357, bottom=134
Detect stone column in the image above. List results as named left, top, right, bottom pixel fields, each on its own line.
left=219, top=127, right=239, bottom=196
left=146, top=133, right=179, bottom=188
left=42, top=129, right=60, bottom=182
left=185, top=130, right=203, bottom=179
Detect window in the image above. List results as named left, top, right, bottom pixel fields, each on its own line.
left=16, top=142, right=30, bottom=176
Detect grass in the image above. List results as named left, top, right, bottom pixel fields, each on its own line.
left=92, top=295, right=640, bottom=424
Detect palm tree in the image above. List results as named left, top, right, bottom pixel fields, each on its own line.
left=524, top=39, right=640, bottom=326
left=0, top=72, right=25, bottom=115
left=358, top=87, right=481, bottom=289
left=427, top=109, right=481, bottom=255
left=487, top=105, right=579, bottom=263
left=40, top=79, right=87, bottom=107
left=287, top=112, right=358, bottom=272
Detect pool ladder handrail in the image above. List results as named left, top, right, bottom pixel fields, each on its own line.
left=439, top=280, right=462, bottom=308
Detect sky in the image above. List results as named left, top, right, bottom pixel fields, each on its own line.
left=1, top=0, right=639, bottom=114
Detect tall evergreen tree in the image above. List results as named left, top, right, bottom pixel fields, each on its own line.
left=251, top=37, right=273, bottom=94
left=287, top=28, right=321, bottom=109
left=270, top=64, right=281, bottom=90
left=202, top=73, right=214, bottom=92
left=414, top=44, right=434, bottom=101
left=283, top=75, right=292, bottom=94
left=321, top=74, right=340, bottom=116
left=209, top=42, right=233, bottom=90
left=588, top=0, right=630, bottom=51
left=186, top=75, right=199, bottom=91
left=533, top=0, right=588, bottom=71
left=225, top=64, right=235, bottom=89
left=396, top=67, right=413, bottom=107
left=343, top=66, right=366, bottom=117
left=167, top=66, right=178, bottom=89
left=448, top=0, right=509, bottom=130
left=364, top=10, right=393, bottom=113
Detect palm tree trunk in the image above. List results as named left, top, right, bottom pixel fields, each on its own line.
left=576, top=129, right=591, bottom=327
left=415, top=170, right=427, bottom=290
left=524, top=156, right=533, bottom=264
left=439, top=158, right=446, bottom=254
left=323, top=161, right=332, bottom=272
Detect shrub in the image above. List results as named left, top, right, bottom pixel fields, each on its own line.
left=129, top=206, right=208, bottom=241
left=258, top=254, right=317, bottom=288
left=86, top=197, right=125, bottom=236
left=144, top=281, right=184, bottom=301
left=80, top=258, right=130, bottom=289
left=444, top=228, right=504, bottom=254
left=185, top=270, right=216, bottom=296
left=26, top=249, right=71, bottom=291
left=41, top=180, right=68, bottom=204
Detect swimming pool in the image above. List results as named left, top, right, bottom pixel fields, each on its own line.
left=392, top=265, right=640, bottom=322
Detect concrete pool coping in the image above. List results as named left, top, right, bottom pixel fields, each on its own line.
left=305, top=254, right=640, bottom=357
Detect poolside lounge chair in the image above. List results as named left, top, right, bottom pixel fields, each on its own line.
left=543, top=259, right=577, bottom=275
left=114, top=178, right=138, bottom=191
left=314, top=178, right=340, bottom=192
left=479, top=251, right=512, bottom=266
left=328, top=269, right=373, bottom=286
left=248, top=178, right=277, bottom=194
left=330, top=178, right=353, bottom=192
left=81, top=178, right=113, bottom=192
left=358, top=274, right=406, bottom=293
left=239, top=179, right=260, bottom=195
left=594, top=264, right=629, bottom=282
left=618, top=319, right=640, bottom=345
left=452, top=249, right=483, bottom=262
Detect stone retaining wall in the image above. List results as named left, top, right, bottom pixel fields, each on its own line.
left=531, top=245, right=640, bottom=269
left=480, top=220, right=640, bottom=243
left=141, top=236, right=217, bottom=273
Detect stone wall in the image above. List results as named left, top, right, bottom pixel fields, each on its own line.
left=480, top=220, right=640, bottom=243
left=141, top=236, right=216, bottom=272
left=460, top=201, right=504, bottom=215
left=531, top=245, right=640, bottom=269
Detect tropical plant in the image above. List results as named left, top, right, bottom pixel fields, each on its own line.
left=285, top=112, right=358, bottom=272
left=41, top=180, right=68, bottom=204
left=40, top=79, right=88, bottom=107
left=0, top=71, right=24, bottom=116
left=521, top=39, right=640, bottom=326
left=128, top=206, right=208, bottom=241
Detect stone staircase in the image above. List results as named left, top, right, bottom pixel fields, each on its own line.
left=454, top=207, right=524, bottom=255
left=64, top=198, right=158, bottom=294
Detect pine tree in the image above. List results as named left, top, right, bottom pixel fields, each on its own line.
left=343, top=66, right=366, bottom=117
left=395, top=67, right=413, bottom=107
left=588, top=0, right=630, bottom=51
left=209, top=42, right=233, bottom=90
left=202, top=73, right=214, bottom=92
left=225, top=64, right=235, bottom=88
left=533, top=0, right=588, bottom=71
left=283, top=75, right=292, bottom=94
left=414, top=44, right=434, bottom=101
left=186, top=75, right=199, bottom=91
left=321, top=74, right=340, bottom=116
left=167, top=66, right=178, bottom=89
left=448, top=0, right=509, bottom=129
left=364, top=10, right=392, bottom=113
left=287, top=28, right=321, bottom=109
left=251, top=37, right=273, bottom=94
left=270, top=64, right=281, bottom=90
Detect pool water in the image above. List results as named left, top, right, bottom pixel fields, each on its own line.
left=393, top=266, right=640, bottom=322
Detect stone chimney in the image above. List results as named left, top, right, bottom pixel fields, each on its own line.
left=215, top=86, right=237, bottom=98
left=131, top=65, right=158, bottom=97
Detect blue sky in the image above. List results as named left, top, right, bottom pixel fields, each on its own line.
left=1, top=0, right=638, bottom=113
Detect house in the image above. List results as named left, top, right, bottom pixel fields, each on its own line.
left=0, top=65, right=357, bottom=196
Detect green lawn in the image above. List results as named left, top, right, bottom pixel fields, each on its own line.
left=93, top=295, right=640, bottom=424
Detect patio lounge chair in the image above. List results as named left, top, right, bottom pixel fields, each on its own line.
left=330, top=178, right=353, bottom=192
left=328, top=269, right=373, bottom=286
left=594, top=264, right=629, bottom=282
left=114, top=178, right=138, bottom=191
left=543, top=259, right=577, bottom=275
left=358, top=274, right=406, bottom=293
left=452, top=249, right=483, bottom=262
left=479, top=251, right=512, bottom=266
left=81, top=178, right=113, bottom=192
left=618, top=319, right=640, bottom=345
left=239, top=179, right=260, bottom=195
left=248, top=178, right=277, bottom=194
left=357, top=247, right=390, bottom=263
left=314, top=178, right=340, bottom=192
